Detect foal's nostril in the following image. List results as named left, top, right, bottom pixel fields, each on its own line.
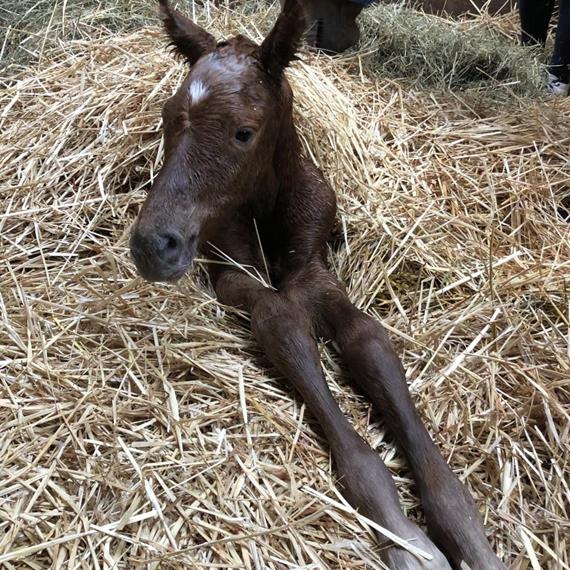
left=165, top=234, right=178, bottom=250
left=154, top=232, right=182, bottom=262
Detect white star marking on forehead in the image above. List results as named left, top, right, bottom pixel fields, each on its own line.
left=188, top=80, right=208, bottom=104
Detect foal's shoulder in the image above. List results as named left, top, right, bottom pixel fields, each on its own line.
left=298, top=158, right=336, bottom=209
left=277, top=158, right=337, bottom=238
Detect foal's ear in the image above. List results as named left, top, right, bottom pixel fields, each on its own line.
left=259, top=0, right=306, bottom=79
left=158, top=0, right=215, bottom=65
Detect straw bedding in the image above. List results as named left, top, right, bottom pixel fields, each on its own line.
left=1, top=3, right=569, bottom=569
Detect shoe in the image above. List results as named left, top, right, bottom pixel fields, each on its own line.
left=546, top=72, right=569, bottom=97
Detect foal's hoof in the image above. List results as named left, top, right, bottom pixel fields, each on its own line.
left=384, top=547, right=451, bottom=570
left=454, top=554, right=507, bottom=570
left=379, top=524, right=452, bottom=570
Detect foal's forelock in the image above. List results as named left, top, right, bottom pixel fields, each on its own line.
left=184, top=51, right=258, bottom=106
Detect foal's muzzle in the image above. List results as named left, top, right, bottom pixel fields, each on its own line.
left=129, top=227, right=197, bottom=282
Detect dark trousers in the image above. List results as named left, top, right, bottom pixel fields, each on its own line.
left=519, top=0, right=570, bottom=82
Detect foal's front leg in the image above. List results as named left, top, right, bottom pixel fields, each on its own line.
left=215, top=271, right=450, bottom=570
left=321, top=287, right=506, bottom=570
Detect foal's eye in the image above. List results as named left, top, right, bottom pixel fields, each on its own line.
left=235, top=128, right=254, bottom=144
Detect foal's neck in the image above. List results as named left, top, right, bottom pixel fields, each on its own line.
left=207, top=95, right=306, bottom=272
left=252, top=105, right=302, bottom=218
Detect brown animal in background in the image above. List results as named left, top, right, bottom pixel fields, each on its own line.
left=130, top=1, right=506, bottom=568
left=297, top=0, right=516, bottom=53
left=390, top=0, right=515, bottom=16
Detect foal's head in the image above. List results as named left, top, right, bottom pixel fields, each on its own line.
left=130, top=0, right=306, bottom=282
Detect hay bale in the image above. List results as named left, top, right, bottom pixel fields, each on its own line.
left=1, top=4, right=569, bottom=569
left=359, top=2, right=544, bottom=92
left=385, top=0, right=516, bottom=17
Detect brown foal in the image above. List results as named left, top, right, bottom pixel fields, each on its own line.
left=130, top=1, right=505, bottom=568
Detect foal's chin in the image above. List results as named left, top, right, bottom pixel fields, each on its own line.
left=132, top=258, right=193, bottom=283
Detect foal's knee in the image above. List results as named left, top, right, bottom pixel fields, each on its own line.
left=250, top=292, right=324, bottom=386
left=251, top=293, right=313, bottom=353
left=336, top=311, right=396, bottom=363
left=334, top=309, right=412, bottom=416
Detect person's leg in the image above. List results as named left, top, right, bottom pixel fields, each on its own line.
left=519, top=0, right=555, bottom=45
left=549, top=0, right=570, bottom=83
